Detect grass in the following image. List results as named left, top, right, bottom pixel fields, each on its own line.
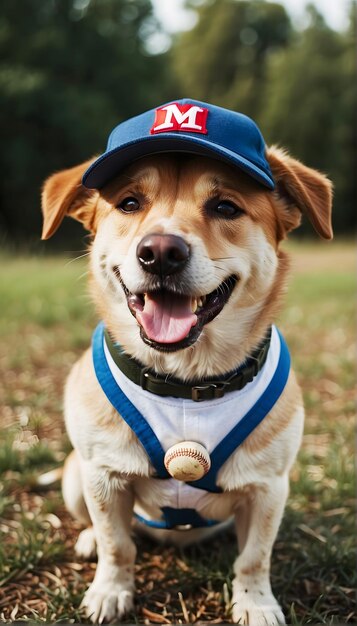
left=0, top=240, right=355, bottom=623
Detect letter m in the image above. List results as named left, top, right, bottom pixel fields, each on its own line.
left=151, top=103, right=208, bottom=135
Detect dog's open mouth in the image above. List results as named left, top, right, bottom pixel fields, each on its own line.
left=114, top=268, right=237, bottom=352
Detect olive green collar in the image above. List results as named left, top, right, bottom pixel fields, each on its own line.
left=104, top=327, right=272, bottom=403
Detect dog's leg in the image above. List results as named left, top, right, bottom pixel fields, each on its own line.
left=63, top=450, right=91, bottom=524
left=62, top=450, right=97, bottom=558
left=235, top=502, right=251, bottom=554
left=79, top=464, right=136, bottom=623
left=231, top=476, right=288, bottom=625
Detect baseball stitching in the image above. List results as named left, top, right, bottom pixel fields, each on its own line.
left=164, top=447, right=211, bottom=473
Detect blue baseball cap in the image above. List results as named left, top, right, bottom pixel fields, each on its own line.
left=82, top=99, right=274, bottom=190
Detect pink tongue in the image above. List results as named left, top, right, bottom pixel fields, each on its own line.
left=136, top=292, right=197, bottom=344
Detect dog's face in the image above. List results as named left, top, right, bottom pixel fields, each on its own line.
left=42, top=149, right=332, bottom=378
left=91, top=156, right=281, bottom=363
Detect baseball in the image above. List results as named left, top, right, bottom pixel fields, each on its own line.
left=164, top=441, right=211, bottom=481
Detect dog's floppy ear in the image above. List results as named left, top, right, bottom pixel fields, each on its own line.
left=41, top=159, right=98, bottom=240
left=266, top=146, right=333, bottom=240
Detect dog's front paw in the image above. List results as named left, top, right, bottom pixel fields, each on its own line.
left=81, top=577, right=134, bottom=623
left=231, top=579, right=285, bottom=625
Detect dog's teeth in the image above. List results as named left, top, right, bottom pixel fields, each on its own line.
left=198, top=297, right=203, bottom=308
left=191, top=298, right=198, bottom=313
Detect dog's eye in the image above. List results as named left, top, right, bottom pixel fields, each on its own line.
left=213, top=200, right=244, bottom=219
left=117, top=197, right=141, bottom=213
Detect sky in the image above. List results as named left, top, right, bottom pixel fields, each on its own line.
left=151, top=0, right=352, bottom=35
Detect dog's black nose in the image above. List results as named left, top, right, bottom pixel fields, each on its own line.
left=137, top=234, right=190, bottom=276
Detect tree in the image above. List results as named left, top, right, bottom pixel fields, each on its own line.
left=261, top=5, right=356, bottom=232
left=172, top=1, right=355, bottom=234
left=0, top=0, right=171, bottom=244
left=171, top=0, right=292, bottom=118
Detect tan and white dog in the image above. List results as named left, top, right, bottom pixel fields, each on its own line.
left=41, top=102, right=332, bottom=625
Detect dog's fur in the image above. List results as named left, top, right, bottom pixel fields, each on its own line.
left=42, top=148, right=332, bottom=624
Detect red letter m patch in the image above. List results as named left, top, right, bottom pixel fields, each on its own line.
left=151, top=103, right=208, bottom=135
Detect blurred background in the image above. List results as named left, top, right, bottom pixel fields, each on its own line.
left=0, top=0, right=355, bottom=248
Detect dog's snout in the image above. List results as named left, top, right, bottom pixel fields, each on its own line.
left=137, top=234, right=190, bottom=276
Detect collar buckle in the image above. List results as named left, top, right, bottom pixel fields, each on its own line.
left=140, top=367, right=152, bottom=391
left=191, top=382, right=228, bottom=402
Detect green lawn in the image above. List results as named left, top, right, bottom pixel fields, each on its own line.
left=0, top=241, right=355, bottom=623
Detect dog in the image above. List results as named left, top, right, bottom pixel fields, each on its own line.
left=41, top=100, right=332, bottom=624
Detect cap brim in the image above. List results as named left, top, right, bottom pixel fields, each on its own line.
left=82, top=134, right=274, bottom=190
left=82, top=133, right=275, bottom=189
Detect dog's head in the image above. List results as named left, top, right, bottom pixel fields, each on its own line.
left=42, top=105, right=332, bottom=379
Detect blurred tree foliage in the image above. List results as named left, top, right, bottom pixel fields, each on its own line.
left=172, top=0, right=292, bottom=119
left=0, top=0, right=355, bottom=245
left=260, top=5, right=356, bottom=233
left=0, top=0, right=172, bottom=245
left=172, top=0, right=356, bottom=235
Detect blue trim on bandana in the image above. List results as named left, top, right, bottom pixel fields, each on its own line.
left=134, top=512, right=168, bottom=529
left=92, top=322, right=167, bottom=478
